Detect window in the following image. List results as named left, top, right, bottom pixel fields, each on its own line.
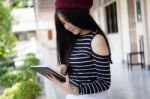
left=15, top=31, right=36, bottom=41
left=136, top=0, right=142, bottom=22
left=105, top=1, right=118, bottom=34
left=104, top=0, right=114, bottom=4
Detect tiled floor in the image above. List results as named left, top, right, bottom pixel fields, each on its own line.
left=108, top=64, right=150, bottom=99
left=39, top=63, right=150, bottom=99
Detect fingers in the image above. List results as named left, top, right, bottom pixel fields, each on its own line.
left=60, top=67, right=65, bottom=74
left=51, top=75, right=57, bottom=81
left=46, top=74, right=56, bottom=81
left=49, top=75, right=61, bottom=84
left=58, top=64, right=67, bottom=75
left=46, top=75, right=52, bottom=80
left=65, top=75, right=70, bottom=85
left=47, top=74, right=70, bottom=87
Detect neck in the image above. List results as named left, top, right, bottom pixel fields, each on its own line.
left=79, top=29, right=92, bottom=36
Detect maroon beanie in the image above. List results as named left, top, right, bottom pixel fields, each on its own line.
left=55, top=0, right=93, bottom=11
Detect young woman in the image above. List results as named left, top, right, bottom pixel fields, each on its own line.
left=47, top=0, right=112, bottom=99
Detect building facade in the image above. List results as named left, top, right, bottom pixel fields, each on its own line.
left=91, top=0, right=150, bottom=66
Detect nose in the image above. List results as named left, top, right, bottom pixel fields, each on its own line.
left=64, top=24, right=72, bottom=30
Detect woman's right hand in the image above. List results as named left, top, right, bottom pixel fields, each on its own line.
left=58, top=64, right=67, bottom=75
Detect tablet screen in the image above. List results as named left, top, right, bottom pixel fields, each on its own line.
left=31, top=66, right=66, bottom=82
left=31, top=66, right=78, bottom=86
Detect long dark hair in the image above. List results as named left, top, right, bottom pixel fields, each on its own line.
left=55, top=9, right=112, bottom=65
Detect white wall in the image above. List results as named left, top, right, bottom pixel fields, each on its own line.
left=139, top=0, right=150, bottom=66
left=92, top=0, right=123, bottom=64
left=107, top=34, right=122, bottom=64
left=12, top=8, right=37, bottom=32
left=92, top=0, right=150, bottom=65
left=37, top=30, right=49, bottom=43
left=118, top=0, right=130, bottom=63
left=146, top=0, right=150, bottom=65
left=118, top=0, right=150, bottom=66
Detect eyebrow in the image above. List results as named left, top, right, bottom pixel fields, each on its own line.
left=58, top=16, right=65, bottom=23
left=60, top=17, right=70, bottom=24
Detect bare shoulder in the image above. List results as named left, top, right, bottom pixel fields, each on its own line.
left=91, top=34, right=109, bottom=56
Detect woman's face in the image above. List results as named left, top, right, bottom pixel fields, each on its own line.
left=58, top=13, right=82, bottom=35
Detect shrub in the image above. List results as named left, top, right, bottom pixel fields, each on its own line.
left=23, top=53, right=40, bottom=67
left=0, top=69, right=36, bottom=88
left=0, top=79, right=41, bottom=99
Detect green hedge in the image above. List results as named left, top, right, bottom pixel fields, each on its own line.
left=0, top=69, right=36, bottom=88
left=0, top=80, right=41, bottom=99
left=0, top=53, right=42, bottom=99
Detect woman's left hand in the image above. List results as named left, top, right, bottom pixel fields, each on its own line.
left=46, top=74, right=78, bottom=95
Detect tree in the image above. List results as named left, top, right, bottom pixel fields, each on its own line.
left=0, top=1, right=41, bottom=99
left=0, top=0, right=17, bottom=61
left=10, top=0, right=28, bottom=8
left=0, top=0, right=17, bottom=76
left=0, top=53, right=42, bottom=99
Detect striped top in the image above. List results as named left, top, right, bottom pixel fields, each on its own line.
left=68, top=31, right=111, bottom=95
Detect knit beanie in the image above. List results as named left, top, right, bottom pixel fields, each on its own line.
left=55, top=0, right=93, bottom=11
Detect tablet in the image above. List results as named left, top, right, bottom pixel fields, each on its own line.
left=31, top=65, right=78, bottom=86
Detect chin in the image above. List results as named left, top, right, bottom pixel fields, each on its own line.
left=72, top=31, right=80, bottom=35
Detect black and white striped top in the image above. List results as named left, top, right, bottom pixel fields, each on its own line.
left=68, top=31, right=111, bottom=95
